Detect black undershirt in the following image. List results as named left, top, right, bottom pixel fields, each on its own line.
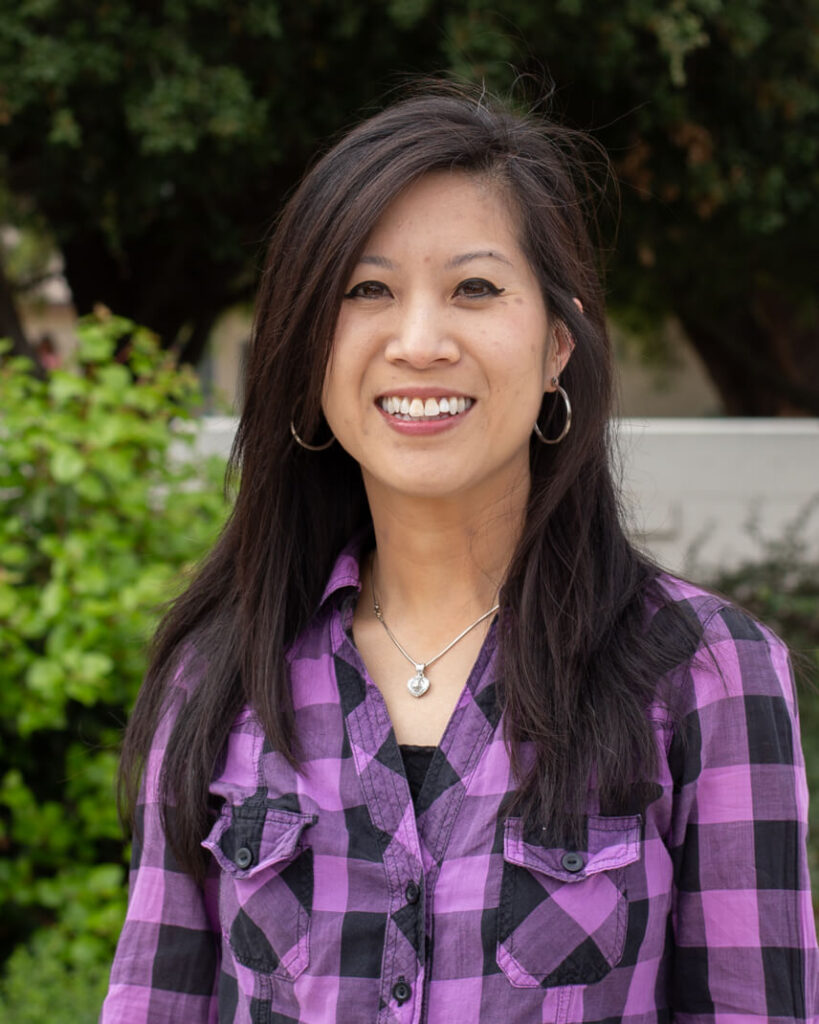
left=399, top=745, right=436, bottom=808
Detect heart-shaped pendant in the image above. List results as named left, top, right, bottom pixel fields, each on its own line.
left=407, top=669, right=430, bottom=698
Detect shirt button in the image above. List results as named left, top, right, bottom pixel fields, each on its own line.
left=405, top=880, right=420, bottom=904
left=392, top=978, right=411, bottom=1004
left=561, top=851, right=584, bottom=873
left=235, top=846, right=253, bottom=869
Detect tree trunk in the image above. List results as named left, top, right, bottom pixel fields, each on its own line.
left=676, top=298, right=819, bottom=416
left=60, top=228, right=247, bottom=365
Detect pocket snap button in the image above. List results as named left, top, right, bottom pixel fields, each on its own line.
left=405, top=880, right=420, bottom=904
left=561, top=851, right=584, bottom=873
left=235, top=846, right=253, bottom=869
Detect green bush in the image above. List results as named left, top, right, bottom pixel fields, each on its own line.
left=0, top=314, right=229, bottom=1020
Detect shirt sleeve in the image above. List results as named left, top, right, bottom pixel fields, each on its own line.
left=100, top=681, right=220, bottom=1024
left=667, top=604, right=819, bottom=1021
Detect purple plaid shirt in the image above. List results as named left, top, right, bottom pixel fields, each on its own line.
left=101, top=543, right=819, bottom=1023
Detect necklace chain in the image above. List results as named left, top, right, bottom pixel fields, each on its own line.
left=371, top=562, right=499, bottom=698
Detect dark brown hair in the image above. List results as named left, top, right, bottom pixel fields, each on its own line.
left=120, top=83, right=697, bottom=877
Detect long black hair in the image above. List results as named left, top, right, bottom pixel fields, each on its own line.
left=120, top=83, right=696, bottom=879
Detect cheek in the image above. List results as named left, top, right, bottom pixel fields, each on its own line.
left=321, top=351, right=371, bottom=448
left=510, top=317, right=551, bottom=391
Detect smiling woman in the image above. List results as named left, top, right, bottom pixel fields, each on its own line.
left=101, top=86, right=818, bottom=1024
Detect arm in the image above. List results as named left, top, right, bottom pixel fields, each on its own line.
left=668, top=605, right=818, bottom=1021
left=100, top=686, right=219, bottom=1024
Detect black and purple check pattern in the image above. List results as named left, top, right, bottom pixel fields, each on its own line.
left=102, top=546, right=819, bottom=1023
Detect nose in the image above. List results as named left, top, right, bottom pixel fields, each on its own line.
left=384, top=297, right=460, bottom=369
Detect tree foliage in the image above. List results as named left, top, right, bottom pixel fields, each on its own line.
left=0, top=0, right=817, bottom=411
left=0, top=0, right=452, bottom=362
left=0, top=313, right=228, bottom=1003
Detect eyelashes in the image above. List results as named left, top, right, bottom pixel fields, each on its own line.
left=343, top=280, right=390, bottom=299
left=457, top=278, right=505, bottom=298
left=343, top=278, right=506, bottom=300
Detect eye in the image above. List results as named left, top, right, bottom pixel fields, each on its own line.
left=343, top=280, right=392, bottom=300
left=455, top=278, right=505, bottom=299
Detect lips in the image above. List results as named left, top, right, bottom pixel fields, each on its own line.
left=378, top=395, right=473, bottom=420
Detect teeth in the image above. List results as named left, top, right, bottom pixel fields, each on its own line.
left=379, top=396, right=473, bottom=420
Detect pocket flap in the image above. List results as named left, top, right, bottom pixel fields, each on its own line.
left=503, top=813, right=641, bottom=883
left=202, top=802, right=317, bottom=878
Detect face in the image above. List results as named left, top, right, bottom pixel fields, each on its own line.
left=322, top=171, right=571, bottom=510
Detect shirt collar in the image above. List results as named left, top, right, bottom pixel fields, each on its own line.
left=318, top=532, right=369, bottom=608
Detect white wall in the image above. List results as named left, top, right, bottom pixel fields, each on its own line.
left=616, top=419, right=819, bottom=573
left=198, top=417, right=819, bottom=575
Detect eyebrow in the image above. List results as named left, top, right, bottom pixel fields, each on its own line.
left=355, top=250, right=513, bottom=271
left=357, top=255, right=397, bottom=270
left=445, top=250, right=514, bottom=269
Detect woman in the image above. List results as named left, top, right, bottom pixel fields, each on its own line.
left=101, top=87, right=818, bottom=1023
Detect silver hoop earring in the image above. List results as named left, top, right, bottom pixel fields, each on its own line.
left=289, top=403, right=336, bottom=451
left=533, top=378, right=572, bottom=445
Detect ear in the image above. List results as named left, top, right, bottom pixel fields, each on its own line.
left=544, top=298, right=580, bottom=389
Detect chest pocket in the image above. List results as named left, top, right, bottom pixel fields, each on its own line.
left=202, top=800, right=317, bottom=980
left=497, top=813, right=642, bottom=989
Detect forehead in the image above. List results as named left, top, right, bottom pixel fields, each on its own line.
left=360, top=170, right=524, bottom=255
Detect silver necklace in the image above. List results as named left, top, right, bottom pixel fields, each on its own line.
left=371, top=568, right=499, bottom=698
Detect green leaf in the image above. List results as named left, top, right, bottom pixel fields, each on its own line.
left=25, top=658, right=64, bottom=696
left=48, top=372, right=88, bottom=404
left=48, top=107, right=82, bottom=147
left=0, top=583, right=16, bottom=617
left=50, top=447, right=84, bottom=483
left=74, top=473, right=107, bottom=502
left=77, top=651, right=114, bottom=681
left=40, top=580, right=68, bottom=619
left=75, top=325, right=116, bottom=363
left=96, top=363, right=131, bottom=392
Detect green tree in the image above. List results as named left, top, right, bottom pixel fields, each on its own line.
left=1, top=0, right=817, bottom=413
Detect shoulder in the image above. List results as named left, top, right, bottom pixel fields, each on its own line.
left=650, top=571, right=789, bottom=661
left=146, top=648, right=258, bottom=789
left=651, top=577, right=798, bottom=737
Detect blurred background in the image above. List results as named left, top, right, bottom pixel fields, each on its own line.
left=1, top=1, right=817, bottom=1019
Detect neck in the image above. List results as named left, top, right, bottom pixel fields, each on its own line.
left=361, top=471, right=529, bottom=627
